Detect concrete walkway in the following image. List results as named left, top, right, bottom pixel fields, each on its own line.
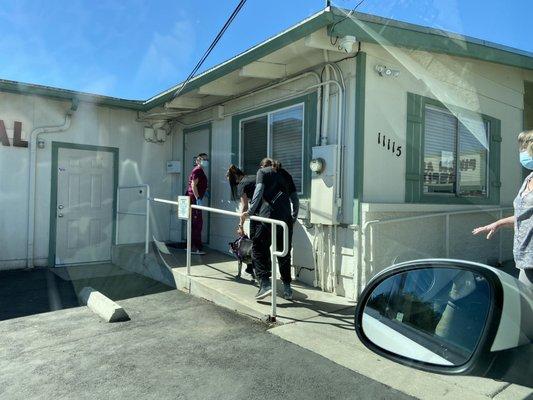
left=269, top=310, right=533, bottom=400
left=167, top=249, right=353, bottom=324
left=160, top=248, right=532, bottom=400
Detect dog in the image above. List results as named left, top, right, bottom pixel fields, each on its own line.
left=229, top=235, right=255, bottom=283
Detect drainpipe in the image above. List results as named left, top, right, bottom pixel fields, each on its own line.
left=27, top=100, right=77, bottom=268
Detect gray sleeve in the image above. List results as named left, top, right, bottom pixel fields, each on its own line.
left=289, top=191, right=299, bottom=221
left=247, top=182, right=264, bottom=216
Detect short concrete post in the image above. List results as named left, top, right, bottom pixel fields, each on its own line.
left=78, top=287, right=130, bottom=323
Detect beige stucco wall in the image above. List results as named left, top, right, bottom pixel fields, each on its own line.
left=0, top=92, right=172, bottom=268
left=363, top=42, right=533, bottom=205
left=357, top=43, right=533, bottom=285
left=170, top=42, right=533, bottom=298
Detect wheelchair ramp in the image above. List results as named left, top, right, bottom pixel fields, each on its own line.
left=167, top=248, right=354, bottom=324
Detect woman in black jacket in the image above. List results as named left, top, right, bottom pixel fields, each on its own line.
left=242, top=158, right=298, bottom=300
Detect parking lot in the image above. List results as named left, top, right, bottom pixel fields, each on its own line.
left=0, top=268, right=412, bottom=400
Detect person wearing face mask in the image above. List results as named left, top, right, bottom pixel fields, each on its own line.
left=242, top=157, right=293, bottom=300
left=473, top=130, right=533, bottom=287
left=186, top=153, right=209, bottom=255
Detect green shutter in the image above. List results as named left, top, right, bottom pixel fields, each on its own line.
left=405, top=93, right=424, bottom=202
left=489, top=117, right=502, bottom=204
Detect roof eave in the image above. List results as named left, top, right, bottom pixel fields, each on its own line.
left=142, top=8, right=338, bottom=111
left=329, top=8, right=533, bottom=71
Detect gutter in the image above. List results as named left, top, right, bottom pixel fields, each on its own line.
left=0, top=79, right=143, bottom=111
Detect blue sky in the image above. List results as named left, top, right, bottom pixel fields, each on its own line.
left=0, top=0, right=531, bottom=100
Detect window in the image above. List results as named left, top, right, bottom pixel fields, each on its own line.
left=240, top=104, right=304, bottom=193
left=423, top=106, right=489, bottom=197
left=406, top=93, right=501, bottom=204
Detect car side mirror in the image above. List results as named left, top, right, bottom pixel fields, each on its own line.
left=354, top=259, right=532, bottom=385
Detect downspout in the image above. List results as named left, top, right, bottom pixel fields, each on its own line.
left=27, top=100, right=77, bottom=268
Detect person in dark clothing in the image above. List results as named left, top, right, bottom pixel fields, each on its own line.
left=242, top=158, right=295, bottom=300
left=271, top=160, right=299, bottom=299
left=226, top=164, right=257, bottom=278
left=274, top=162, right=299, bottom=223
left=186, top=152, right=208, bottom=255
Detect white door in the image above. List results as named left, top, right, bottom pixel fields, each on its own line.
left=184, top=129, right=210, bottom=243
left=55, top=147, right=115, bottom=265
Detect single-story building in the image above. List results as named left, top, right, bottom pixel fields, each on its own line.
left=1, top=6, right=532, bottom=299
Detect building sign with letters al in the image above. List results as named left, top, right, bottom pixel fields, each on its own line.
left=0, top=120, right=28, bottom=147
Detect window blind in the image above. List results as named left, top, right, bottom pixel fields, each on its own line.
left=423, top=107, right=456, bottom=194
left=242, top=116, right=267, bottom=176
left=458, top=118, right=489, bottom=196
left=271, top=105, right=304, bottom=192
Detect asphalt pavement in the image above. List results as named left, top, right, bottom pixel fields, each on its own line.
left=0, top=270, right=414, bottom=400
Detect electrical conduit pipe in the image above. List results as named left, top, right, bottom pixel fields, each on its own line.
left=27, top=108, right=75, bottom=268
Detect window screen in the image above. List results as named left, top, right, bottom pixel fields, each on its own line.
left=271, top=105, right=304, bottom=192
left=423, top=107, right=456, bottom=194
left=241, top=116, right=267, bottom=176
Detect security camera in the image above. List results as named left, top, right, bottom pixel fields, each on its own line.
left=338, top=35, right=357, bottom=53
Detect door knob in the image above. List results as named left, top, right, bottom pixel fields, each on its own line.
left=58, top=213, right=64, bottom=218
left=58, top=204, right=64, bottom=210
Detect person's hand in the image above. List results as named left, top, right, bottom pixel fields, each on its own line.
left=237, top=226, right=245, bottom=236
left=196, top=198, right=203, bottom=207
left=472, top=222, right=500, bottom=240
left=241, top=211, right=249, bottom=220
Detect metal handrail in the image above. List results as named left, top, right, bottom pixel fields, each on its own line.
left=116, top=184, right=150, bottom=254
left=361, top=206, right=513, bottom=288
left=153, top=198, right=289, bottom=322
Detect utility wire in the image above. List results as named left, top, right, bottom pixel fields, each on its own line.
left=173, top=0, right=247, bottom=99
left=330, top=0, right=367, bottom=34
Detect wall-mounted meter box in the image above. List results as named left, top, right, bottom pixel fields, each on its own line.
left=166, top=161, right=181, bottom=174
left=310, top=145, right=339, bottom=225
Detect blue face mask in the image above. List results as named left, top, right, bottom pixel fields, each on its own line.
left=200, top=160, right=209, bottom=169
left=520, top=151, right=533, bottom=170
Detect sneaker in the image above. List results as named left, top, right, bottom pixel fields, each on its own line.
left=255, top=279, right=272, bottom=300
left=191, top=249, right=206, bottom=256
left=282, top=283, right=293, bottom=300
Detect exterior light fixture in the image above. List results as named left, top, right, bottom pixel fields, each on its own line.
left=375, top=64, right=400, bottom=78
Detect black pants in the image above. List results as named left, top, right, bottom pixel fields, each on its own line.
left=245, top=221, right=258, bottom=274
left=252, top=219, right=294, bottom=284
